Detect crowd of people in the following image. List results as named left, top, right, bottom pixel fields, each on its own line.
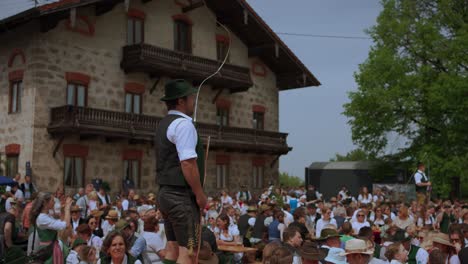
left=1, top=173, right=467, bottom=264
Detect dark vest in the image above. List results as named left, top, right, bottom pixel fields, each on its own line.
left=407, top=245, right=419, bottom=264
left=268, top=219, right=280, bottom=240
left=252, top=215, right=266, bottom=239
left=155, top=114, right=205, bottom=187
left=238, top=214, right=251, bottom=237
left=306, top=190, right=317, bottom=201
left=415, top=172, right=428, bottom=193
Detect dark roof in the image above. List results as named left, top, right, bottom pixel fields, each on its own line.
left=308, top=161, right=375, bottom=170
left=0, top=0, right=320, bottom=90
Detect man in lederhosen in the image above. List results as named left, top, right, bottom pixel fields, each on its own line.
left=156, top=79, right=207, bottom=264
left=414, top=162, right=431, bottom=205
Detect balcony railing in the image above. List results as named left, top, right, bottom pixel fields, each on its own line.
left=48, top=106, right=291, bottom=155
left=121, top=44, right=253, bottom=93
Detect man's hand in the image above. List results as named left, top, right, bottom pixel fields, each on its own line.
left=196, top=191, right=207, bottom=210
left=427, top=181, right=432, bottom=186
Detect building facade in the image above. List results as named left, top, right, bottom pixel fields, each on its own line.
left=0, top=0, right=319, bottom=196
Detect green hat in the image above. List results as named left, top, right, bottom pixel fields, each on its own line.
left=316, top=228, right=341, bottom=241
left=72, top=238, right=87, bottom=249
left=160, top=79, right=198, bottom=101
left=115, top=219, right=130, bottom=232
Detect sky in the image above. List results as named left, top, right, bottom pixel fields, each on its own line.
left=245, top=0, right=383, bottom=179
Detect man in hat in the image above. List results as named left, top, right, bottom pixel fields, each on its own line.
left=102, top=210, right=119, bottom=237
left=238, top=206, right=257, bottom=246
left=414, top=162, right=431, bottom=205
left=117, top=218, right=147, bottom=259
left=156, top=79, right=207, bottom=264
left=236, top=185, right=252, bottom=203
left=433, top=232, right=461, bottom=263
left=390, top=229, right=428, bottom=264
left=316, top=228, right=345, bottom=262
left=343, top=239, right=374, bottom=264
left=71, top=205, right=85, bottom=234
left=20, top=175, right=36, bottom=200
left=298, top=240, right=327, bottom=264
left=282, top=226, right=303, bottom=264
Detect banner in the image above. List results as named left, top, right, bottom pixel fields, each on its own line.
left=372, top=184, right=416, bottom=202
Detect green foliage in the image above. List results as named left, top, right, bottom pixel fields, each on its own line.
left=279, top=172, right=304, bottom=187
left=330, top=148, right=372, bottom=161
left=344, top=0, right=468, bottom=198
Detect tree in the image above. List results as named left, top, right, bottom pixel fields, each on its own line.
left=344, top=0, right=468, bottom=197
left=330, top=148, right=371, bottom=161
left=279, top=172, right=304, bottom=187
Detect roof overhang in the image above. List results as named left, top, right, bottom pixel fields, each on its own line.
left=0, top=0, right=320, bottom=90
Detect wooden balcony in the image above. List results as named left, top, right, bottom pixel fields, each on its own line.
left=48, top=106, right=291, bottom=155
left=121, top=44, right=253, bottom=93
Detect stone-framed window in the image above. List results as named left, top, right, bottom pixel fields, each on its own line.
left=67, top=83, right=87, bottom=107
left=216, top=98, right=230, bottom=127
left=216, top=155, right=229, bottom=189
left=125, top=93, right=142, bottom=114
left=9, top=80, right=22, bottom=114
left=122, top=149, right=142, bottom=188
left=252, top=105, right=265, bottom=130
left=63, top=144, right=88, bottom=188
left=173, top=15, right=192, bottom=54
left=5, top=144, right=20, bottom=178
left=65, top=72, right=90, bottom=107
left=252, top=157, right=265, bottom=189
left=8, top=70, right=23, bottom=114
left=124, top=83, right=144, bottom=114
left=216, top=35, right=230, bottom=62
left=64, top=156, right=85, bottom=188
left=127, top=18, right=144, bottom=44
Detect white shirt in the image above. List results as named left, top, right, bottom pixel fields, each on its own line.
left=66, top=249, right=80, bottom=264
left=351, top=221, right=370, bottom=234
left=97, top=254, right=142, bottom=264
left=14, top=189, right=24, bottom=202
left=166, top=110, right=198, bottom=161
left=37, top=213, right=67, bottom=231
left=142, top=231, right=165, bottom=263
left=414, top=246, right=429, bottom=264
left=414, top=170, right=428, bottom=184
left=121, top=199, right=129, bottom=211
left=221, top=195, right=233, bottom=205
left=358, top=194, right=372, bottom=204
left=282, top=210, right=294, bottom=227
left=102, top=220, right=115, bottom=238
left=315, top=218, right=337, bottom=238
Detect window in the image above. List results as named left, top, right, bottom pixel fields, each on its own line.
left=9, top=80, right=22, bottom=113
left=253, top=111, right=264, bottom=130
left=127, top=17, right=144, bottom=45
left=216, top=164, right=228, bottom=189
left=216, top=40, right=229, bottom=61
left=123, top=159, right=140, bottom=188
left=6, top=155, right=19, bottom=178
left=253, top=165, right=264, bottom=189
left=64, top=156, right=85, bottom=188
left=125, top=93, right=142, bottom=114
left=216, top=107, right=229, bottom=126
left=174, top=20, right=191, bottom=53
left=67, top=83, right=87, bottom=107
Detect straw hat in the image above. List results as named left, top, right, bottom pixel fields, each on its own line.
left=133, top=194, right=140, bottom=201
left=198, top=241, right=219, bottom=264
left=247, top=206, right=258, bottom=213
left=90, top=209, right=104, bottom=218
left=432, top=232, right=454, bottom=248
left=70, top=205, right=81, bottom=212
left=259, top=204, right=271, bottom=213
left=341, top=239, right=375, bottom=256
left=298, top=241, right=327, bottom=261
left=105, top=210, right=119, bottom=220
